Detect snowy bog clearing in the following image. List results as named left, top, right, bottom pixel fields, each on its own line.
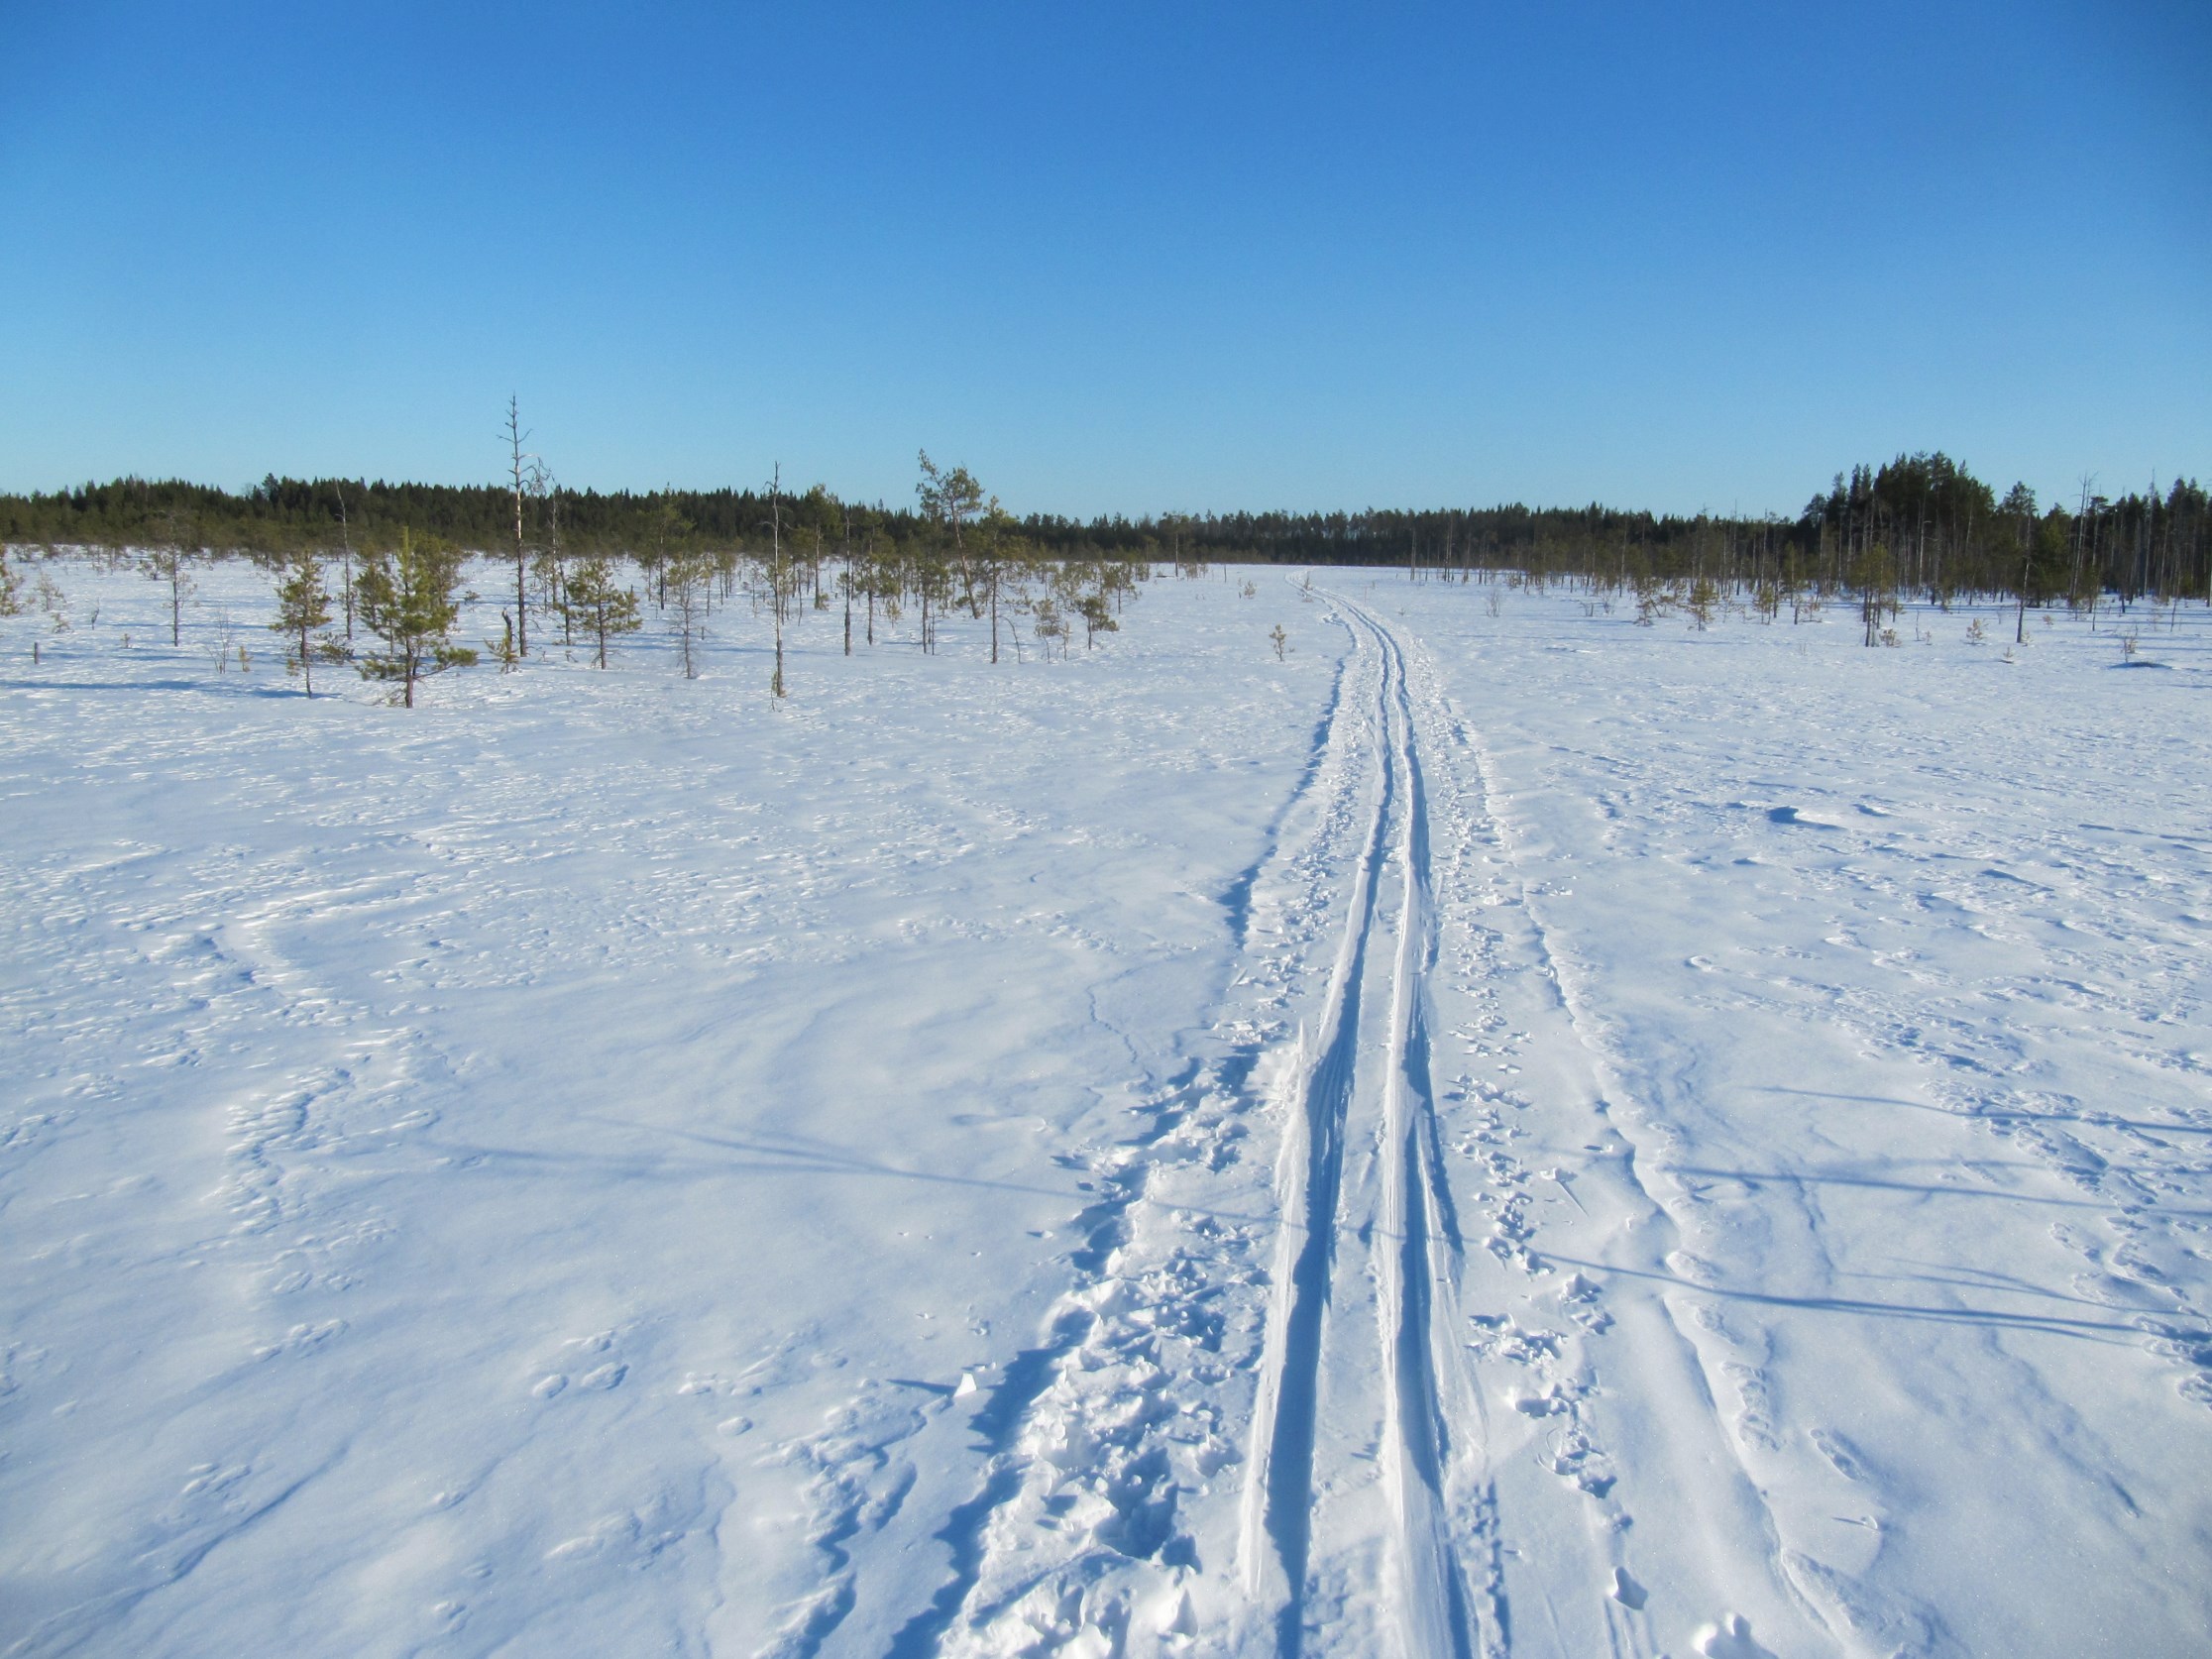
left=6, top=558, right=2212, bottom=1659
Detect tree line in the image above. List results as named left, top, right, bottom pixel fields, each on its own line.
left=8, top=436, right=2206, bottom=681
left=6, top=450, right=2203, bottom=610
left=0, top=443, right=1151, bottom=705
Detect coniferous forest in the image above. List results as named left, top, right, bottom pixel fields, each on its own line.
left=3, top=443, right=2207, bottom=705
left=6, top=451, right=2205, bottom=609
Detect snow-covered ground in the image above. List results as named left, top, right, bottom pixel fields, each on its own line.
left=3, top=558, right=2208, bottom=1659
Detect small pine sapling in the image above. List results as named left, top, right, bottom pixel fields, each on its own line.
left=143, top=533, right=197, bottom=646
left=354, top=528, right=477, bottom=707
left=487, top=611, right=519, bottom=672
left=561, top=554, right=642, bottom=669
left=1686, top=577, right=1719, bottom=631
left=1076, top=591, right=1117, bottom=649
left=35, top=569, right=70, bottom=632
left=1033, top=596, right=1067, bottom=659
left=1270, top=622, right=1289, bottom=660
left=664, top=550, right=713, bottom=681
left=271, top=548, right=338, bottom=696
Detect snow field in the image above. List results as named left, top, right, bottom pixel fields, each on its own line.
left=1407, top=577, right=2212, bottom=1657
left=0, top=559, right=1323, bottom=1657
left=3, top=557, right=2210, bottom=1657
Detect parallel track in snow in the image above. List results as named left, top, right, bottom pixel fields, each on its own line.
left=1239, top=595, right=1480, bottom=1658
left=882, top=586, right=1486, bottom=1657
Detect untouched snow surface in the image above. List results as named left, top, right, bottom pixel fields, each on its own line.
left=4, top=560, right=2210, bottom=1658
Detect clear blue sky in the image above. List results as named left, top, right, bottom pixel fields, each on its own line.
left=2, top=1, right=2205, bottom=517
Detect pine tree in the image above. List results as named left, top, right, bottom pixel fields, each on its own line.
left=1076, top=590, right=1117, bottom=648
left=270, top=548, right=335, bottom=697
left=840, top=507, right=854, bottom=657
left=916, top=451, right=985, bottom=546
left=1033, top=595, right=1067, bottom=659
left=1853, top=541, right=1897, bottom=646
left=977, top=501, right=1034, bottom=665
left=143, top=519, right=197, bottom=646
left=759, top=466, right=794, bottom=695
left=916, top=451, right=983, bottom=657
left=665, top=549, right=713, bottom=680
left=332, top=478, right=358, bottom=642
left=2002, top=483, right=2038, bottom=643
left=355, top=529, right=476, bottom=707
left=562, top=553, right=641, bottom=668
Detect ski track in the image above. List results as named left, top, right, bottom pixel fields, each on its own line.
left=21, top=562, right=2209, bottom=1656
left=771, top=599, right=1369, bottom=1659
left=822, top=584, right=1497, bottom=1656
left=1237, top=595, right=1480, bottom=1658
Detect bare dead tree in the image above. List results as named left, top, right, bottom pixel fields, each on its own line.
left=762, top=463, right=790, bottom=698
left=503, top=396, right=537, bottom=657
left=332, top=479, right=357, bottom=642
left=841, top=505, right=854, bottom=656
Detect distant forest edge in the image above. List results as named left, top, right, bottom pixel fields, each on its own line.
left=5, top=450, right=2208, bottom=606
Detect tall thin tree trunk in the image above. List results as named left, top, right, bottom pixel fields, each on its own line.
left=505, top=396, right=531, bottom=657
left=335, top=482, right=355, bottom=642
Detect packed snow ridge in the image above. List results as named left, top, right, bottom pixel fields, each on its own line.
left=4, top=559, right=2210, bottom=1658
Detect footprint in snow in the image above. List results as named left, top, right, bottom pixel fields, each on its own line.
left=1766, top=806, right=1837, bottom=829
left=1696, top=1612, right=1776, bottom=1658
left=1810, top=1427, right=1869, bottom=1483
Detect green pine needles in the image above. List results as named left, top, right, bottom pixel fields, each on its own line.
left=354, top=528, right=477, bottom=706
left=560, top=553, right=642, bottom=669
left=270, top=547, right=343, bottom=696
